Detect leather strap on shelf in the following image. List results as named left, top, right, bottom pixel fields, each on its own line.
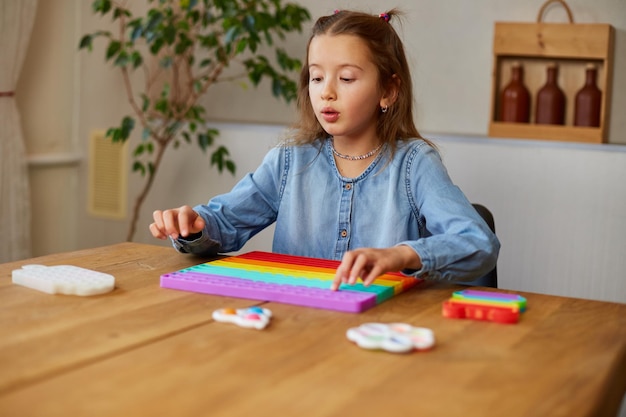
left=537, top=0, right=574, bottom=23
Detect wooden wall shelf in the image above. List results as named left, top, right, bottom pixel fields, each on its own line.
left=488, top=21, right=615, bottom=143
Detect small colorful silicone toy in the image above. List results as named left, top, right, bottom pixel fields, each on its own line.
left=212, top=306, right=272, bottom=330
left=442, top=289, right=526, bottom=324
left=12, top=264, right=115, bottom=296
left=346, top=323, right=435, bottom=353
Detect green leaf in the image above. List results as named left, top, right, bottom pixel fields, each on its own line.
left=105, top=40, right=121, bottom=61
left=149, top=38, right=164, bottom=54
left=193, top=80, right=203, bottom=93
left=113, top=7, right=131, bottom=19
left=131, top=51, right=143, bottom=69
left=134, top=143, right=145, bottom=157
left=92, top=0, right=112, bottom=15
left=120, top=116, right=135, bottom=140
left=132, top=161, right=146, bottom=176
left=130, top=22, right=143, bottom=41
left=164, top=24, right=176, bottom=45
left=165, top=121, right=183, bottom=137
left=224, top=26, right=239, bottom=46
left=235, top=38, right=248, bottom=54
left=197, top=133, right=212, bottom=151
left=199, top=33, right=218, bottom=48
left=161, top=83, right=171, bottom=98
left=155, top=98, right=169, bottom=114
left=210, top=146, right=230, bottom=172
left=147, top=162, right=155, bottom=176
left=141, top=126, right=151, bottom=140
left=175, top=34, right=193, bottom=55
left=176, top=20, right=190, bottom=32
left=146, top=9, right=164, bottom=32
left=105, top=127, right=119, bottom=142
left=189, top=9, right=201, bottom=24
left=215, top=46, right=228, bottom=64
left=78, top=35, right=93, bottom=51
left=225, top=160, right=236, bottom=175
left=272, top=78, right=282, bottom=97
left=276, top=48, right=300, bottom=71
left=114, top=50, right=129, bottom=67
left=244, top=14, right=255, bottom=31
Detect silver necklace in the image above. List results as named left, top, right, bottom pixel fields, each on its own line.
left=331, top=140, right=383, bottom=161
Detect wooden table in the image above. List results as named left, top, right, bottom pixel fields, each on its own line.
left=1, top=243, right=624, bottom=417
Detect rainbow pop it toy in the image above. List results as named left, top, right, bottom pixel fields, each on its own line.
left=160, top=251, right=421, bottom=313
left=442, top=289, right=527, bottom=324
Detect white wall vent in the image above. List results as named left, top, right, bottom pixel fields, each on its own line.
left=87, top=130, right=128, bottom=219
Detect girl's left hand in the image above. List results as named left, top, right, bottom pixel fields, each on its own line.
left=331, top=246, right=421, bottom=290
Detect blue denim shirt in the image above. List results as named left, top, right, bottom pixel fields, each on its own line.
left=173, top=138, right=500, bottom=282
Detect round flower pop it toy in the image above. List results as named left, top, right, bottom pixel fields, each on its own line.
left=346, top=323, right=435, bottom=353
left=212, top=306, right=272, bottom=330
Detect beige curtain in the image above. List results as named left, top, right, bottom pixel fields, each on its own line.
left=0, top=0, right=38, bottom=262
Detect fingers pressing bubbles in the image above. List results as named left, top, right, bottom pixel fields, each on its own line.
left=149, top=205, right=204, bottom=241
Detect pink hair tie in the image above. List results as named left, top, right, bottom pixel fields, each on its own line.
left=334, top=9, right=341, bottom=14
left=379, top=12, right=390, bottom=22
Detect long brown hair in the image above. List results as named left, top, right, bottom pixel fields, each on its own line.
left=289, top=9, right=434, bottom=151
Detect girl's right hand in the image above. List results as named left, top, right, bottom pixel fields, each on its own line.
left=149, top=205, right=206, bottom=240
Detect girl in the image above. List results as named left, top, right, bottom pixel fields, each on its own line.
left=150, top=9, right=500, bottom=290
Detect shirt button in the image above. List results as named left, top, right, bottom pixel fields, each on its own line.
left=341, top=230, right=348, bottom=238
left=345, top=183, right=352, bottom=190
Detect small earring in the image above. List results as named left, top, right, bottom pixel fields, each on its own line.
left=381, top=105, right=388, bottom=113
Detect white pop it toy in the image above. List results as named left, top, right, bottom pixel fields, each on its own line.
left=212, top=306, right=272, bottom=330
left=346, top=323, right=435, bottom=353
left=12, top=264, right=115, bottom=296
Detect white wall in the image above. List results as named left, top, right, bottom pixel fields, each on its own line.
left=14, top=0, right=626, bottom=304
left=435, top=133, right=626, bottom=303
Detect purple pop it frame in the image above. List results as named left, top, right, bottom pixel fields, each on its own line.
left=160, top=271, right=377, bottom=313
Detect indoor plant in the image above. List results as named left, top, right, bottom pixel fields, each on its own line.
left=79, top=0, right=310, bottom=241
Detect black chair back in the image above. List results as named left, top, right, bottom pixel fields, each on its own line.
left=463, top=204, right=498, bottom=288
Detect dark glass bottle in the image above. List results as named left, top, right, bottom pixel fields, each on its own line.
left=535, top=63, right=566, bottom=125
left=574, top=64, right=602, bottom=127
left=499, top=62, right=530, bottom=123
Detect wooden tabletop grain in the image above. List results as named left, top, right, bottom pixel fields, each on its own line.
left=0, top=242, right=624, bottom=417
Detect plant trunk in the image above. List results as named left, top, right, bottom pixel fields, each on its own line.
left=126, top=142, right=168, bottom=242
